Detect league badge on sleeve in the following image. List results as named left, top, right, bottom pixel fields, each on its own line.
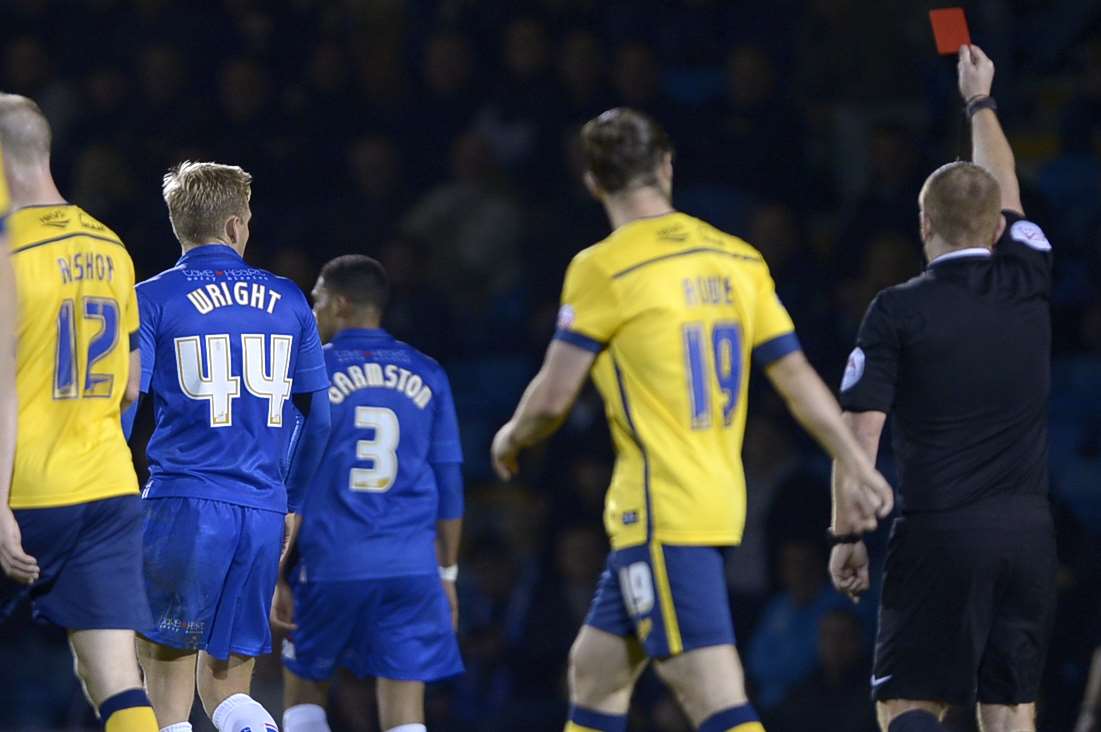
left=841, top=347, right=865, bottom=392
left=557, top=304, right=576, bottom=330
left=1009, top=220, right=1051, bottom=252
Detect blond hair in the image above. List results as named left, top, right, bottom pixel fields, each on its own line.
left=0, top=93, right=52, bottom=164
left=921, top=162, right=1001, bottom=247
left=162, top=161, right=252, bottom=245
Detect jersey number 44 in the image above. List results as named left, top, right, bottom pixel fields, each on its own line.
left=174, top=333, right=293, bottom=428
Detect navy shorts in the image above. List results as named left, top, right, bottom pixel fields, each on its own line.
left=283, top=574, right=463, bottom=683
left=0, top=494, right=152, bottom=630
left=141, top=496, right=284, bottom=659
left=585, top=542, right=735, bottom=658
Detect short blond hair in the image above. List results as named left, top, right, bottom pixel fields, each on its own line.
left=0, top=93, right=52, bottom=164
left=920, top=162, right=1001, bottom=247
left=162, top=161, right=252, bottom=245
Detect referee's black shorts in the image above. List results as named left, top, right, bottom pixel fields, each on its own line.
left=871, top=495, right=1056, bottom=706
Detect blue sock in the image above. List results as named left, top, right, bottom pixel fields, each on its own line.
left=889, top=710, right=946, bottom=732
left=565, top=705, right=627, bottom=732
left=698, top=704, right=764, bottom=732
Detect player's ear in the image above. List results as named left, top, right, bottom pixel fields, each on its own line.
left=919, top=210, right=932, bottom=243
left=582, top=171, right=602, bottom=201
left=660, top=151, right=673, bottom=180
left=225, top=215, right=239, bottom=246
left=992, top=214, right=1006, bottom=244
left=333, top=293, right=352, bottom=318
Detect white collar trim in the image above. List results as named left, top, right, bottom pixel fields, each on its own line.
left=929, top=247, right=992, bottom=266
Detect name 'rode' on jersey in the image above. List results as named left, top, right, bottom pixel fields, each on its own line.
left=553, top=212, right=800, bottom=550
left=296, top=329, right=462, bottom=582
left=137, top=245, right=328, bottom=513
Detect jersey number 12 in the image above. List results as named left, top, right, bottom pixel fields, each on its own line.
left=54, top=297, right=120, bottom=400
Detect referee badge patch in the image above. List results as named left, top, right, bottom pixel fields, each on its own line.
left=1009, top=220, right=1051, bottom=251
left=841, top=347, right=865, bottom=391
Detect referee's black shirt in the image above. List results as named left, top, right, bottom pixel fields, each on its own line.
left=839, top=210, right=1052, bottom=514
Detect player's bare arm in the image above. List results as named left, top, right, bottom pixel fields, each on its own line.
left=122, top=348, right=141, bottom=413
left=961, top=44, right=1024, bottom=215
left=763, top=350, right=893, bottom=532
left=436, top=517, right=462, bottom=630
left=828, top=410, right=887, bottom=601
left=271, top=512, right=302, bottom=633
left=271, top=388, right=331, bottom=633
left=832, top=411, right=887, bottom=532
left=0, top=244, right=37, bottom=585
left=491, top=340, right=596, bottom=480
left=1076, top=647, right=1101, bottom=732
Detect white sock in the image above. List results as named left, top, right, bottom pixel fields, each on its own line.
left=385, top=725, right=426, bottom=732
left=211, top=693, right=278, bottom=732
left=161, top=725, right=193, bottom=732
left=283, top=703, right=330, bottom=732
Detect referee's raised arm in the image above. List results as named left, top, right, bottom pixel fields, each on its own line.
left=829, top=44, right=1057, bottom=732
left=961, top=44, right=1024, bottom=216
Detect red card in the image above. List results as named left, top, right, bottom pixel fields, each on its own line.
left=929, top=7, right=971, bottom=55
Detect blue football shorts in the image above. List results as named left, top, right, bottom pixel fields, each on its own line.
left=0, top=494, right=152, bottom=631
left=585, top=542, right=736, bottom=659
left=283, top=573, right=463, bottom=683
left=141, top=496, right=284, bottom=659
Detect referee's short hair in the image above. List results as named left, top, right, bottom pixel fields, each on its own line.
left=320, top=254, right=389, bottom=313
left=920, top=162, right=1002, bottom=247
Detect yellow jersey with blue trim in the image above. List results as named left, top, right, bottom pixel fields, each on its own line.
left=8, top=204, right=140, bottom=508
left=554, top=212, right=799, bottom=550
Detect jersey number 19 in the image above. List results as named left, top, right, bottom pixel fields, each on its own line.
left=683, top=321, right=742, bottom=429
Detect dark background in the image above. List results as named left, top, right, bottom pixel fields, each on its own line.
left=1, top=1, right=1100, bottom=730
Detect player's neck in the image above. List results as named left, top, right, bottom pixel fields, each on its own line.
left=8, top=168, right=66, bottom=210
left=924, top=235, right=990, bottom=264
left=181, top=240, right=244, bottom=256
left=603, top=188, right=675, bottom=231
left=336, top=316, right=382, bottom=333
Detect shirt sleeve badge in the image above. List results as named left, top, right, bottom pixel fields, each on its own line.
left=841, top=347, right=866, bottom=392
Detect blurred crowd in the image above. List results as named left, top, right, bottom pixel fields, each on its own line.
left=1, top=1, right=1100, bottom=731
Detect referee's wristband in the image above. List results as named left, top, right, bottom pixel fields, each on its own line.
left=965, top=94, right=997, bottom=119
left=826, top=529, right=863, bottom=546
left=439, top=565, right=458, bottom=582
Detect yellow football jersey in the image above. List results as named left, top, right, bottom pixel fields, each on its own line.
left=556, top=212, right=798, bottom=550
left=8, top=204, right=140, bottom=508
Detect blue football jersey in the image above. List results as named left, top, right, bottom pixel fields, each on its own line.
left=137, top=245, right=328, bottom=512
left=296, top=328, right=463, bottom=581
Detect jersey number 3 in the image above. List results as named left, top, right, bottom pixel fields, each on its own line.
left=174, top=334, right=293, bottom=428
left=351, top=406, right=399, bottom=492
left=683, top=322, right=742, bottom=429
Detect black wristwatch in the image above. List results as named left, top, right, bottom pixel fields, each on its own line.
left=965, top=94, right=997, bottom=119
left=826, top=528, right=863, bottom=546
